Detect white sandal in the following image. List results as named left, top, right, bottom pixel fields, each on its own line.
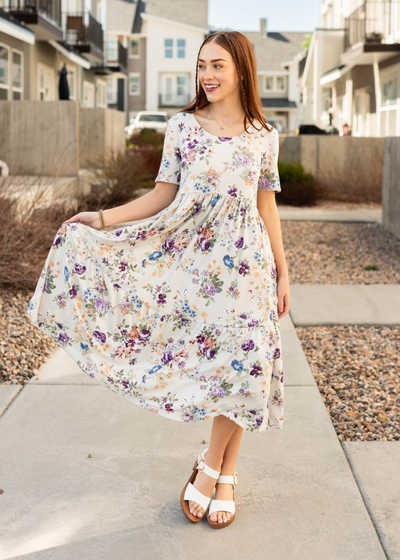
left=207, top=471, right=238, bottom=528
left=180, top=447, right=221, bottom=523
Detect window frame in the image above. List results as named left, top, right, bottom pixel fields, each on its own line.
left=0, top=42, right=10, bottom=99
left=129, top=72, right=140, bottom=95
left=129, top=39, right=140, bottom=59
left=11, top=48, right=23, bottom=99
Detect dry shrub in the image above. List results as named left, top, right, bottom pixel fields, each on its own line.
left=0, top=143, right=163, bottom=294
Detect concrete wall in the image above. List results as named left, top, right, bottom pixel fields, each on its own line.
left=280, top=135, right=384, bottom=202
left=382, top=137, right=400, bottom=239
left=0, top=101, right=79, bottom=176
left=79, top=107, right=126, bottom=168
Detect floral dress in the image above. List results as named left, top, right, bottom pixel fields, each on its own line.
left=26, top=110, right=284, bottom=433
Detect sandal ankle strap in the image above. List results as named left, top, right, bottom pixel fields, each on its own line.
left=197, top=448, right=220, bottom=480
left=218, top=473, right=238, bottom=486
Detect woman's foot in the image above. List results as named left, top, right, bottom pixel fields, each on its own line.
left=188, top=451, right=221, bottom=518
left=208, top=476, right=234, bottom=524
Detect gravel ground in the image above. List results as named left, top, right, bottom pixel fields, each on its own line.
left=282, top=221, right=400, bottom=284
left=0, top=291, right=57, bottom=385
left=296, top=325, right=400, bottom=441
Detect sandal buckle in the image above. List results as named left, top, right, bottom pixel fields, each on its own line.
left=197, top=458, right=206, bottom=472
left=233, top=473, right=238, bottom=485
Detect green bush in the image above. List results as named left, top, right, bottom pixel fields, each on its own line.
left=277, top=160, right=318, bottom=206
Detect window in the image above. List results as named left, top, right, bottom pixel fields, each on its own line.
left=177, top=38, right=185, bottom=58
left=276, top=76, right=285, bottom=90
left=381, top=70, right=398, bottom=107
left=107, top=77, right=118, bottom=104
left=96, top=79, right=107, bottom=107
left=83, top=81, right=95, bottom=107
left=164, top=38, right=173, bottom=58
left=38, top=67, right=45, bottom=100
left=107, top=37, right=118, bottom=62
left=130, top=39, right=139, bottom=58
left=177, top=75, right=187, bottom=95
left=68, top=68, right=76, bottom=100
left=129, top=72, right=140, bottom=95
left=0, top=44, right=9, bottom=99
left=12, top=50, right=22, bottom=99
left=265, top=77, right=273, bottom=90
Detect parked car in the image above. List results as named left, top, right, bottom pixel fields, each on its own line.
left=125, top=111, right=169, bottom=138
left=297, top=124, right=328, bottom=135
left=266, top=119, right=283, bottom=133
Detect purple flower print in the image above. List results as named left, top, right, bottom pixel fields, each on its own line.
left=250, top=364, right=263, bottom=377
left=53, top=237, right=61, bottom=246
left=227, top=187, right=238, bottom=197
left=218, top=137, right=233, bottom=142
left=199, top=238, right=210, bottom=251
left=211, top=385, right=226, bottom=396
left=235, top=153, right=250, bottom=166
left=58, top=331, right=69, bottom=345
left=161, top=350, right=173, bottom=365
left=274, top=348, right=281, bottom=360
left=255, top=416, right=264, bottom=426
left=202, top=280, right=216, bottom=296
left=93, top=330, right=106, bottom=344
left=235, top=236, right=244, bottom=249
left=95, top=298, right=107, bottom=315
left=202, top=347, right=215, bottom=360
left=241, top=339, right=255, bottom=352
left=74, top=263, right=86, bottom=275
left=165, top=403, right=174, bottom=411
left=69, top=285, right=78, bottom=298
left=139, top=329, right=151, bottom=342
left=258, top=176, right=271, bottom=190
left=119, top=261, right=128, bottom=271
left=162, top=238, right=175, bottom=252
left=238, top=261, right=250, bottom=276
left=157, top=294, right=167, bottom=305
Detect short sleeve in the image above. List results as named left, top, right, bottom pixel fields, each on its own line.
left=155, top=115, right=181, bottom=185
left=257, top=128, right=281, bottom=192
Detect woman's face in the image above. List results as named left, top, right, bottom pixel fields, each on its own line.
left=197, top=41, right=241, bottom=101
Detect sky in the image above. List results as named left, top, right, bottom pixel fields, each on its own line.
left=209, top=0, right=321, bottom=34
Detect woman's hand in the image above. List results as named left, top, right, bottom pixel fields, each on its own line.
left=277, top=274, right=290, bottom=320
left=65, top=212, right=101, bottom=229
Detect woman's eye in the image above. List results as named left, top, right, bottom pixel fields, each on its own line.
left=198, top=65, right=222, bottom=69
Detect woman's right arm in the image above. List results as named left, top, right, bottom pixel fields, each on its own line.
left=65, top=182, right=179, bottom=229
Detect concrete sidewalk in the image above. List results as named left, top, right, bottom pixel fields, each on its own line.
left=0, top=314, right=387, bottom=560
left=277, top=206, right=382, bottom=223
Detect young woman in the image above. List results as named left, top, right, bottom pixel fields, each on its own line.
left=26, top=31, right=290, bottom=529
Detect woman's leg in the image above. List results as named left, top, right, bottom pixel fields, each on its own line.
left=188, top=414, right=238, bottom=518
left=208, top=424, right=243, bottom=524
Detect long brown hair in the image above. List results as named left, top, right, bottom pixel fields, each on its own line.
left=179, top=31, right=274, bottom=134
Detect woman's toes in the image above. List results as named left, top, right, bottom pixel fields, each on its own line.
left=218, top=511, right=223, bottom=523
left=210, top=512, right=217, bottom=522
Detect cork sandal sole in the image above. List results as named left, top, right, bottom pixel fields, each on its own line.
left=180, top=458, right=204, bottom=523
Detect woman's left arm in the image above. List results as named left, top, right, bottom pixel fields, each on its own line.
left=257, top=190, right=290, bottom=319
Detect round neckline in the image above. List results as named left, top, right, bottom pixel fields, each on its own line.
left=189, top=111, right=253, bottom=140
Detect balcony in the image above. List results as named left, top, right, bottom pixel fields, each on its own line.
left=65, top=12, right=104, bottom=62
left=158, top=93, right=191, bottom=108
left=4, top=0, right=62, bottom=40
left=344, top=0, right=400, bottom=51
left=106, top=39, right=128, bottom=76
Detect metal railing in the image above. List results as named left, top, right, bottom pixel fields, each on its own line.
left=106, top=39, right=127, bottom=69
left=4, top=0, right=61, bottom=26
left=66, top=11, right=103, bottom=52
left=344, top=0, right=400, bottom=50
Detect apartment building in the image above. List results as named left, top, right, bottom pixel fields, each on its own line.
left=241, top=18, right=309, bottom=133
left=301, top=0, right=400, bottom=136
left=106, top=0, right=208, bottom=124
left=0, top=0, right=107, bottom=106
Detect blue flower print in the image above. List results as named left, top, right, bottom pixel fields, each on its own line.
left=149, top=251, right=163, bottom=261
left=231, top=359, right=244, bottom=372
left=223, top=255, right=234, bottom=268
